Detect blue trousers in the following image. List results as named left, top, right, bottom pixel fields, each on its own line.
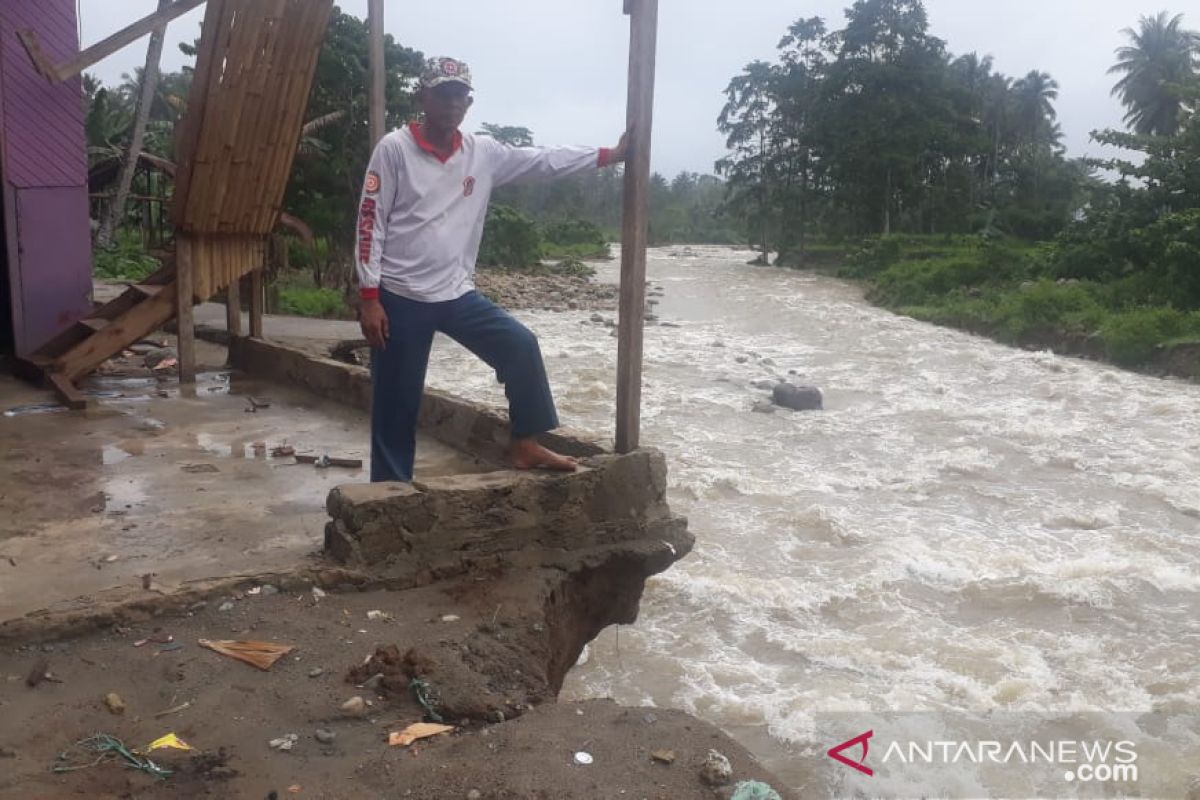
left=370, top=289, right=560, bottom=482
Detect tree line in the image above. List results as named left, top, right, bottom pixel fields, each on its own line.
left=83, top=8, right=738, bottom=295
left=715, top=0, right=1118, bottom=264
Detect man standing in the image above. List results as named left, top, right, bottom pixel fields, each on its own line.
left=357, top=57, right=627, bottom=483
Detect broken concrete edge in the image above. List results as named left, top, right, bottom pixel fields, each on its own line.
left=325, top=448, right=680, bottom=567
left=0, top=562, right=365, bottom=646
left=203, top=330, right=609, bottom=461
left=0, top=528, right=693, bottom=649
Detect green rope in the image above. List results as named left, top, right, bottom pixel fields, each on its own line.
left=408, top=678, right=444, bottom=723
left=53, top=734, right=172, bottom=780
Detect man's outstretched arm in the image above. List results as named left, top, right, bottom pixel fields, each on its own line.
left=487, top=131, right=629, bottom=187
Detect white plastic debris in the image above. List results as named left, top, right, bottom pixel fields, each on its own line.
left=269, top=733, right=299, bottom=751
left=574, top=751, right=594, bottom=765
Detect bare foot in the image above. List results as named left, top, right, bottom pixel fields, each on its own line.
left=509, top=438, right=578, bottom=472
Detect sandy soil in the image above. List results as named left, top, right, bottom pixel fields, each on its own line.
left=1, top=579, right=793, bottom=799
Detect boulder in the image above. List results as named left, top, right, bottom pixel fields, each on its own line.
left=772, top=382, right=823, bottom=411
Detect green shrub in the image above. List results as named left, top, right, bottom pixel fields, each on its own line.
left=1100, top=307, right=1198, bottom=366
left=840, top=236, right=903, bottom=279
left=287, top=237, right=332, bottom=272
left=546, top=256, right=595, bottom=278
left=278, top=286, right=346, bottom=318
left=93, top=230, right=159, bottom=281
left=478, top=205, right=542, bottom=269
left=541, top=241, right=611, bottom=261
left=542, top=219, right=608, bottom=250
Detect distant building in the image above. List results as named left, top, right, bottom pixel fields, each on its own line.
left=0, top=0, right=92, bottom=358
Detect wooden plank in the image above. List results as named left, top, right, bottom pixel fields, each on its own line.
left=15, top=30, right=58, bottom=82
left=615, top=0, right=659, bottom=454
left=368, top=0, right=386, bottom=145
left=249, top=267, right=264, bottom=338
left=192, top=2, right=263, bottom=233
left=251, top=1, right=333, bottom=233
left=230, top=1, right=294, bottom=232
left=32, top=264, right=173, bottom=362
left=177, top=237, right=196, bottom=383
left=17, top=0, right=207, bottom=83
left=228, top=0, right=289, bottom=231
left=226, top=274, right=242, bottom=336
left=172, top=0, right=229, bottom=226
left=79, top=318, right=110, bottom=332
left=55, top=285, right=178, bottom=381
left=49, top=373, right=88, bottom=411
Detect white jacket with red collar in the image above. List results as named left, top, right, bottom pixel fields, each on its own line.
left=356, top=123, right=614, bottom=303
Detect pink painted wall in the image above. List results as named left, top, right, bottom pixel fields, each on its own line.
left=0, top=0, right=92, bottom=357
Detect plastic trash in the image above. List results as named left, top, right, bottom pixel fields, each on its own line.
left=731, top=780, right=783, bottom=800
left=146, top=733, right=194, bottom=753
left=53, top=734, right=171, bottom=779
left=269, top=734, right=299, bottom=751
left=387, top=723, right=454, bottom=747
left=3, top=402, right=66, bottom=417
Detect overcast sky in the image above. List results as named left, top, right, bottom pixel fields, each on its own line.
left=82, top=1, right=1187, bottom=177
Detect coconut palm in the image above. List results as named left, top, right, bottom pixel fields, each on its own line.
left=1109, top=11, right=1200, bottom=136
left=96, top=0, right=171, bottom=248
left=1012, top=70, right=1059, bottom=146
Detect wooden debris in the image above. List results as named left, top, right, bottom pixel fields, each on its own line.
left=199, top=639, right=295, bottom=671
left=295, top=455, right=363, bottom=469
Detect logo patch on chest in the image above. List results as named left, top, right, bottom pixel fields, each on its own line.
left=463, top=176, right=476, bottom=197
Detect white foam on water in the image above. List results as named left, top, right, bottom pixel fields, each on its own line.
left=422, top=247, right=1200, bottom=795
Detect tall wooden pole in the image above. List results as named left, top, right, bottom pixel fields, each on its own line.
left=176, top=238, right=196, bottom=384
left=615, top=0, right=658, bottom=454
left=368, top=0, right=386, bottom=146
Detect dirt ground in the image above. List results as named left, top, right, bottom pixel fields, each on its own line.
left=1, top=283, right=792, bottom=799
left=0, top=578, right=793, bottom=799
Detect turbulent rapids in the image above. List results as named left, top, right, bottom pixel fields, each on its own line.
left=424, top=246, right=1200, bottom=795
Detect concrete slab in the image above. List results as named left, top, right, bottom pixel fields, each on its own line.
left=0, top=363, right=489, bottom=628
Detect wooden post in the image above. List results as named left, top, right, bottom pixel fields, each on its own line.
left=249, top=268, right=264, bottom=338
left=176, top=238, right=196, bottom=383
left=615, top=0, right=658, bottom=454
left=226, top=279, right=242, bottom=337
left=18, top=0, right=207, bottom=84
left=368, top=0, right=386, bottom=145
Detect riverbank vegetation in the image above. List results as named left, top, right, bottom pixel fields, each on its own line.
left=84, top=8, right=737, bottom=320
left=717, top=1, right=1200, bottom=373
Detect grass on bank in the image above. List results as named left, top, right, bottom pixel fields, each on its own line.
left=781, top=234, right=1200, bottom=369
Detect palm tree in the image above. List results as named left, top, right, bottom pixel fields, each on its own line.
left=1109, top=12, right=1200, bottom=136
left=1013, top=70, right=1059, bottom=146
left=96, top=0, right=171, bottom=248
left=83, top=76, right=134, bottom=166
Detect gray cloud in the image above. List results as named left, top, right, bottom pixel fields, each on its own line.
left=82, top=1, right=1188, bottom=177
